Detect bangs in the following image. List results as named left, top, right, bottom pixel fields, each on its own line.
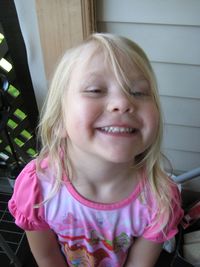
left=89, top=34, right=157, bottom=102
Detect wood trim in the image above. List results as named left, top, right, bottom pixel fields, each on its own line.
left=35, top=0, right=96, bottom=80
left=81, top=0, right=97, bottom=38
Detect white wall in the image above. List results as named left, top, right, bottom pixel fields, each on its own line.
left=14, top=0, right=47, bottom=111
left=96, top=0, right=200, bottom=174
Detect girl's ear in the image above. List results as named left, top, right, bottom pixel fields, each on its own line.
left=61, top=117, right=68, bottom=138
left=59, top=124, right=68, bottom=138
left=53, top=119, right=67, bottom=138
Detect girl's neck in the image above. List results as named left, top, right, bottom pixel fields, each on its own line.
left=65, top=147, right=141, bottom=203
left=67, top=147, right=135, bottom=184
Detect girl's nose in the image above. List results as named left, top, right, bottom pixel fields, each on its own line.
left=106, top=92, right=135, bottom=114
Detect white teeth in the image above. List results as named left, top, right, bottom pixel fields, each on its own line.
left=100, top=127, right=135, bottom=133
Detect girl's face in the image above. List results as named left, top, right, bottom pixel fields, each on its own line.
left=63, top=45, right=159, bottom=166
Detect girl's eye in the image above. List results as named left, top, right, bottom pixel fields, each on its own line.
left=129, top=80, right=151, bottom=98
left=87, top=88, right=102, bottom=93
left=83, top=87, right=106, bottom=97
left=130, top=91, right=149, bottom=98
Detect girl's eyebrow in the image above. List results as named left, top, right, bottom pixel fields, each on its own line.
left=131, top=74, right=147, bottom=81
left=82, top=72, right=103, bottom=84
left=79, top=74, right=102, bottom=89
left=128, top=79, right=151, bottom=92
left=134, top=78, right=149, bottom=84
left=127, top=77, right=149, bottom=87
left=85, top=71, right=102, bottom=78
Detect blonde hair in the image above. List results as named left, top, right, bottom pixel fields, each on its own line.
left=37, top=33, right=178, bottom=232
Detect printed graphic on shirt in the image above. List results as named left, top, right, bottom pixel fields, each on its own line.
left=64, top=242, right=109, bottom=266
left=56, top=212, right=133, bottom=266
left=60, top=233, right=131, bottom=266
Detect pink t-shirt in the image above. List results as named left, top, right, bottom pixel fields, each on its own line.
left=8, top=160, right=183, bottom=267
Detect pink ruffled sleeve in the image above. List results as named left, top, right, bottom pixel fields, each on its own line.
left=8, top=160, right=50, bottom=231
left=143, top=184, right=184, bottom=243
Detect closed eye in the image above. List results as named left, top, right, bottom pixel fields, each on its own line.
left=86, top=88, right=102, bottom=93
left=129, top=79, right=151, bottom=99
left=83, top=87, right=106, bottom=97
left=129, top=90, right=151, bottom=99
left=130, top=91, right=150, bottom=98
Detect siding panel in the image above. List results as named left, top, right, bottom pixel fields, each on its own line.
left=164, top=149, right=200, bottom=173
left=97, top=0, right=200, bottom=26
left=163, top=125, right=200, bottom=152
left=161, top=96, right=200, bottom=127
left=97, top=22, right=200, bottom=65
left=153, top=63, right=200, bottom=99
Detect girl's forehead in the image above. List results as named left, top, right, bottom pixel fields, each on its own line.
left=78, top=44, right=106, bottom=67
left=76, top=43, right=144, bottom=81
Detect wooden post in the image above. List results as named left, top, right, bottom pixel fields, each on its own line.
left=35, top=0, right=96, bottom=80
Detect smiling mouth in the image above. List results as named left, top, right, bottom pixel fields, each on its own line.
left=98, top=126, right=138, bottom=134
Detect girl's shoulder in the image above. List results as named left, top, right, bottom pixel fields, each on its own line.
left=141, top=173, right=184, bottom=242
left=10, top=159, right=40, bottom=197
left=8, top=159, right=50, bottom=231
left=10, top=157, right=50, bottom=190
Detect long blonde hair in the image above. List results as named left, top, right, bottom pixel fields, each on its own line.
left=37, top=33, right=177, bottom=232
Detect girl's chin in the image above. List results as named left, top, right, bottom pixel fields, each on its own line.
left=98, top=153, right=136, bottom=165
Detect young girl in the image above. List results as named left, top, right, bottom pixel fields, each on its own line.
left=8, top=33, right=183, bottom=267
